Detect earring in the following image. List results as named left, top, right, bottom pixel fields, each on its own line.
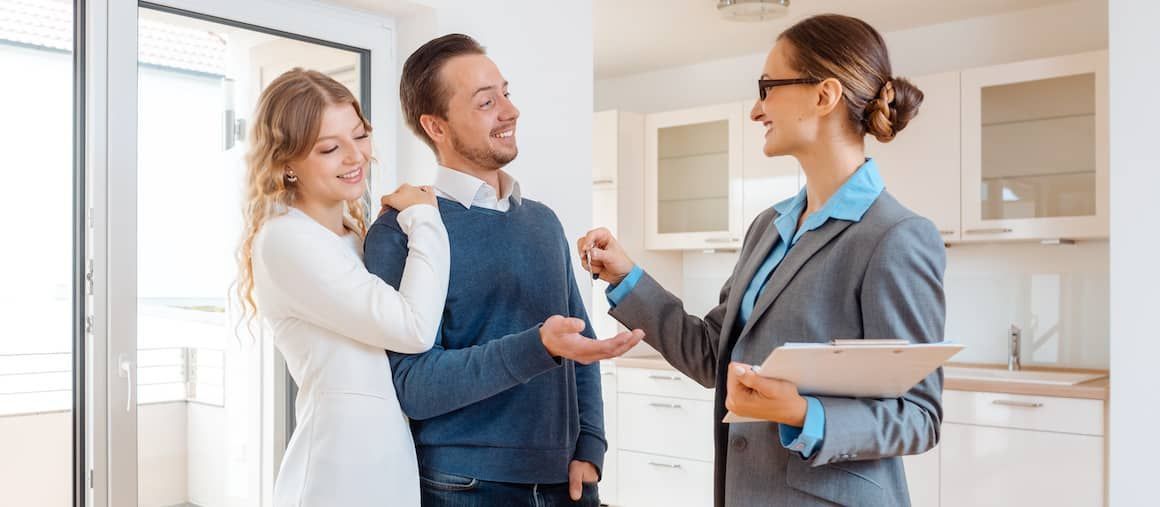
left=285, top=170, right=298, bottom=183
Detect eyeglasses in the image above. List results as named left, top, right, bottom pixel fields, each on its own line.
left=758, top=77, right=822, bottom=100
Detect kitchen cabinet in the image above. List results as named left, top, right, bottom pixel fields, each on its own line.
left=645, top=104, right=744, bottom=250
left=867, top=71, right=962, bottom=242
left=959, top=51, right=1108, bottom=241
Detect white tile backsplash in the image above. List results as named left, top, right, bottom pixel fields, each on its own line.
left=680, top=241, right=1109, bottom=369
left=682, top=250, right=740, bottom=318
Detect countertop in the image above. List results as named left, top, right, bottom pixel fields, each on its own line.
left=610, top=356, right=1109, bottom=400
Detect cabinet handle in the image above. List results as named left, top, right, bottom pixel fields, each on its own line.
left=601, top=371, right=615, bottom=376
left=648, top=402, right=683, bottom=409
left=964, top=228, right=1014, bottom=234
left=992, top=399, right=1044, bottom=408
left=593, top=178, right=614, bottom=185
left=938, top=230, right=956, bottom=236
left=705, top=237, right=739, bottom=244
left=648, top=461, right=683, bottom=469
left=648, top=374, right=682, bottom=381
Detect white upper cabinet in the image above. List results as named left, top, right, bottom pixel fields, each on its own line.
left=630, top=50, right=1107, bottom=247
left=645, top=104, right=744, bottom=250
left=867, top=71, right=962, bottom=242
left=739, top=100, right=803, bottom=230
left=959, top=51, right=1108, bottom=241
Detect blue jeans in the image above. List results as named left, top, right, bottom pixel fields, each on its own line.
left=419, top=468, right=601, bottom=507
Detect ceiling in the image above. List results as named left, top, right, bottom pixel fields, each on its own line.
left=594, top=0, right=1072, bottom=79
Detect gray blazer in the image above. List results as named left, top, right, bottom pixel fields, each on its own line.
left=610, top=191, right=946, bottom=507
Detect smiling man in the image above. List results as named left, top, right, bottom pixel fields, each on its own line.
left=363, top=34, right=644, bottom=506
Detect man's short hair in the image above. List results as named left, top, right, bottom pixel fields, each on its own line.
left=399, top=33, right=487, bottom=152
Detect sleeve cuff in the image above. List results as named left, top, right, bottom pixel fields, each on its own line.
left=573, top=432, right=608, bottom=479
left=778, top=396, right=825, bottom=459
left=605, top=265, right=644, bottom=307
left=395, top=203, right=441, bottom=234
left=499, top=325, right=561, bottom=383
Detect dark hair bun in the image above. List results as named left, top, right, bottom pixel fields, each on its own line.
left=865, top=77, right=923, bottom=142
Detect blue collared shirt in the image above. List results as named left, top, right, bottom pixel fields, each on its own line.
left=608, top=158, right=886, bottom=459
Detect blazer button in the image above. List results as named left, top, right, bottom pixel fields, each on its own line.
left=732, top=436, right=748, bottom=451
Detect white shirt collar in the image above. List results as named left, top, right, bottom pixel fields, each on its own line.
left=434, top=165, right=522, bottom=211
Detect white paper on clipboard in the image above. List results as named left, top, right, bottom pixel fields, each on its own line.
left=723, top=341, right=964, bottom=423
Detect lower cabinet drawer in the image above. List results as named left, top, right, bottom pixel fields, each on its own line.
left=618, top=367, right=715, bottom=401
left=943, top=390, right=1104, bottom=436
left=618, top=393, right=715, bottom=461
left=617, top=450, right=714, bottom=507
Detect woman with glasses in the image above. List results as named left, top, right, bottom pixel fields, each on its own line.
left=578, top=14, right=944, bottom=507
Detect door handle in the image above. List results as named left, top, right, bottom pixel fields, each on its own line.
left=117, top=354, right=133, bottom=412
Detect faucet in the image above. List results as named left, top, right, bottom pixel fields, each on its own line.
left=1008, top=324, right=1022, bottom=371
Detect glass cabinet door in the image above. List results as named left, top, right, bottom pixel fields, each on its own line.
left=980, top=73, right=1096, bottom=221
left=656, top=120, right=730, bottom=234
left=645, top=104, right=742, bottom=250
left=961, top=51, right=1108, bottom=241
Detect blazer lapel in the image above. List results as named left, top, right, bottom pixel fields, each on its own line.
left=737, top=219, right=854, bottom=340
left=717, top=212, right=783, bottom=360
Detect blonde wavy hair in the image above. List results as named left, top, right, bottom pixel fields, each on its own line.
left=235, top=68, right=372, bottom=329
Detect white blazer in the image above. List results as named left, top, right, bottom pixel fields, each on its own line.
left=253, top=205, right=449, bottom=507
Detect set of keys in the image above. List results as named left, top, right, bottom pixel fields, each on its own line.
left=583, top=247, right=600, bottom=288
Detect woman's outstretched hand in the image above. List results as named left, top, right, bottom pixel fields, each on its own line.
left=577, top=227, right=635, bottom=285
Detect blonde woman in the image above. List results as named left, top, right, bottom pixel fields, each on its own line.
left=236, top=68, right=449, bottom=506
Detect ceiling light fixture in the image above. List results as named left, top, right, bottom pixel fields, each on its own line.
left=717, top=0, right=791, bottom=22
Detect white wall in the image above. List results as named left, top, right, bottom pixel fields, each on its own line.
left=0, top=404, right=199, bottom=507
left=394, top=1, right=595, bottom=308
left=0, top=412, right=72, bottom=506
left=595, top=0, right=1107, bottom=113
left=139, top=403, right=190, bottom=506
left=1108, top=0, right=1160, bottom=503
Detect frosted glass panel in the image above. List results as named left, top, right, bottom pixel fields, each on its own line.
left=979, top=74, right=1096, bottom=220
left=657, top=120, right=729, bottom=234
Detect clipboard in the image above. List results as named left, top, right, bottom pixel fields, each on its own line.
left=723, top=340, right=964, bottom=423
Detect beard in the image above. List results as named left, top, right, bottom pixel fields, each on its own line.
left=448, top=128, right=517, bottom=169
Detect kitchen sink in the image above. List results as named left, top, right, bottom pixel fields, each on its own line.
left=943, top=367, right=1107, bottom=386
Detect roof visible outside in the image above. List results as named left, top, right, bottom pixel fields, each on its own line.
left=1, top=0, right=227, bottom=76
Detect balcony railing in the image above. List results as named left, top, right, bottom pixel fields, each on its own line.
left=0, top=347, right=225, bottom=417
